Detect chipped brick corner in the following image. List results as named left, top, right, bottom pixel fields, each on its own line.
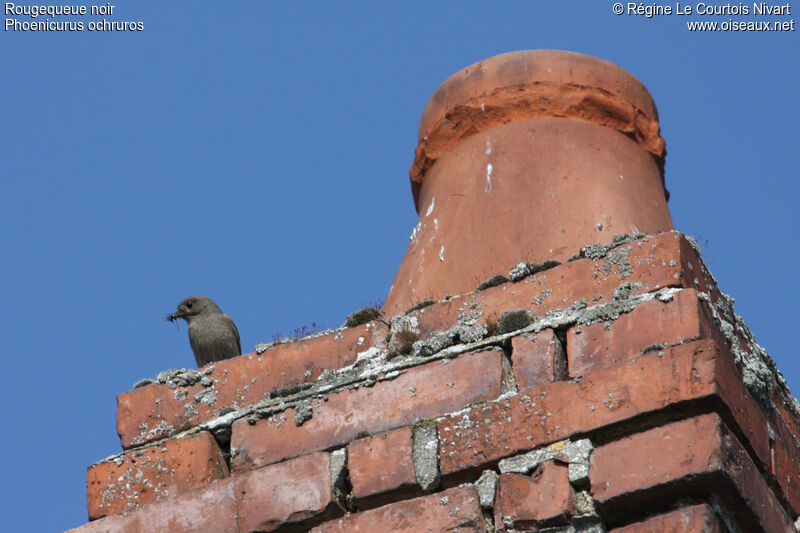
left=69, top=50, right=799, bottom=533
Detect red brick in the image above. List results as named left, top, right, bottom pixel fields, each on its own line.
left=65, top=513, right=138, bottom=533
left=707, top=336, right=772, bottom=471
left=408, top=232, right=694, bottom=338
left=347, top=427, right=417, bottom=506
left=676, top=236, right=729, bottom=314
left=232, top=347, right=505, bottom=471
left=591, top=414, right=717, bottom=501
left=87, top=431, right=228, bottom=519
left=70, top=452, right=338, bottom=533
left=70, top=473, right=239, bottom=533
left=510, top=329, right=563, bottom=389
left=610, top=503, right=722, bottom=532
left=130, top=475, right=239, bottom=533
left=117, top=321, right=387, bottom=448
left=770, top=404, right=800, bottom=515
left=591, top=413, right=793, bottom=533
left=567, top=288, right=721, bottom=377
left=767, top=383, right=800, bottom=514
left=494, top=461, right=574, bottom=530
left=310, top=485, right=485, bottom=532
left=438, top=339, right=770, bottom=479
left=237, top=452, right=339, bottom=532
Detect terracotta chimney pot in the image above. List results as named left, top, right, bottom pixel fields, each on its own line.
left=384, top=50, right=673, bottom=314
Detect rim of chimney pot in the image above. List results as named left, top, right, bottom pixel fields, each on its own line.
left=409, top=49, right=668, bottom=210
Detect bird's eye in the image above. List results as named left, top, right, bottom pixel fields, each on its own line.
left=186, top=302, right=193, bottom=309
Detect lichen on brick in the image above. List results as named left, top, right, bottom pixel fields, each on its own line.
left=573, top=283, right=655, bottom=327
left=476, top=273, right=509, bottom=291
left=156, top=368, right=208, bottom=389
left=498, top=438, right=593, bottom=485
left=602, top=247, right=634, bottom=279
left=412, top=332, right=454, bottom=358
left=509, top=260, right=560, bottom=282
left=413, top=424, right=440, bottom=492
left=575, top=232, right=646, bottom=260
left=412, top=323, right=488, bottom=358
left=475, top=470, right=498, bottom=509
left=497, top=309, right=533, bottom=333
left=193, top=388, right=217, bottom=406
left=456, top=298, right=483, bottom=326
left=133, top=379, right=154, bottom=389
left=404, top=298, right=436, bottom=314
left=294, top=400, right=313, bottom=426
left=573, top=490, right=597, bottom=517
left=641, top=343, right=665, bottom=355
left=329, top=448, right=348, bottom=504
left=453, top=323, right=489, bottom=343
left=694, top=289, right=792, bottom=411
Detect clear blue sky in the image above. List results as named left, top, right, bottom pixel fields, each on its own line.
left=2, top=2, right=797, bottom=531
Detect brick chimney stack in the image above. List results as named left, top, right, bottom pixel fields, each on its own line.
left=70, top=52, right=800, bottom=533
left=385, top=50, right=673, bottom=314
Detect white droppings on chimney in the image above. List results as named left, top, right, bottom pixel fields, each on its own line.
left=619, top=174, right=624, bottom=180
left=426, top=197, right=435, bottom=217
left=356, top=346, right=380, bottom=365
left=409, top=221, right=421, bottom=241
left=439, top=245, right=445, bottom=262
left=481, top=103, right=485, bottom=111
left=485, top=138, right=492, bottom=155
left=434, top=218, right=439, bottom=231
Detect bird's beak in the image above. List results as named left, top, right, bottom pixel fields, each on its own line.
left=166, top=311, right=184, bottom=322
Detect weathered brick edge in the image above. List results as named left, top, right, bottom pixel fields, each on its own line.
left=86, top=431, right=228, bottom=520
left=591, top=413, right=793, bottom=533
left=609, top=503, right=722, bottom=532
left=311, top=485, right=485, bottom=532
left=69, top=452, right=345, bottom=533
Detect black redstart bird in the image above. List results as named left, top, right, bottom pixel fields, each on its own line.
left=167, top=296, right=241, bottom=367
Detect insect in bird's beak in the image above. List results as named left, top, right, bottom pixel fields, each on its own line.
left=166, top=312, right=179, bottom=322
